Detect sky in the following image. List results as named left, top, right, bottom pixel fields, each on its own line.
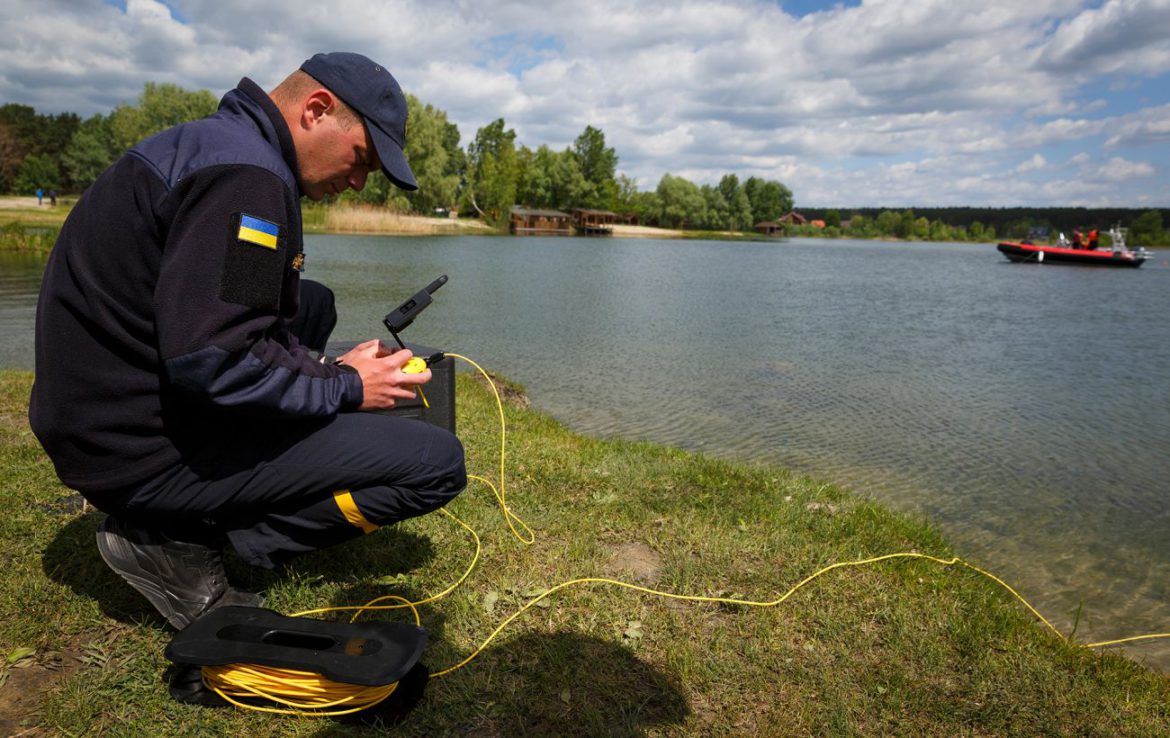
left=2, top=0, right=1169, bottom=208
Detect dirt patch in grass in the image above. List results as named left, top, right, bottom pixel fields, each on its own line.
left=468, top=371, right=530, bottom=408
left=0, top=645, right=85, bottom=736
left=604, top=542, right=662, bottom=584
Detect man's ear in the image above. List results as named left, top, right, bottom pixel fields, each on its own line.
left=301, top=90, right=336, bottom=129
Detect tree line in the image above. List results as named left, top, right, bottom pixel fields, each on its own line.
left=1, top=82, right=794, bottom=231
left=796, top=207, right=1166, bottom=246
left=1, top=85, right=219, bottom=196
left=3, top=82, right=1163, bottom=244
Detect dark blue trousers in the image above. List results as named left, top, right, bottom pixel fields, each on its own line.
left=110, top=412, right=465, bottom=568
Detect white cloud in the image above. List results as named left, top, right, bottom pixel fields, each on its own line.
left=0, top=0, right=1166, bottom=207
left=1093, top=156, right=1156, bottom=180
left=1036, top=0, right=1170, bottom=75
left=1017, top=154, right=1048, bottom=172
left=1103, top=103, right=1170, bottom=147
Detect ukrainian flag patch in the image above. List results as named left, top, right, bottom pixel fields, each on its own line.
left=237, top=213, right=280, bottom=250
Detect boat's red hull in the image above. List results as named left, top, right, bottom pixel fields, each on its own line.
left=997, top=242, right=1145, bottom=268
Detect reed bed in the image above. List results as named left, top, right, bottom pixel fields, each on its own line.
left=316, top=206, right=494, bottom=235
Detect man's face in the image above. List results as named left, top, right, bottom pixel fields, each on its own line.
left=296, top=114, right=380, bottom=202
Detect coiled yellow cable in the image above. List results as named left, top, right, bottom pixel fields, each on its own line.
left=203, top=664, right=398, bottom=716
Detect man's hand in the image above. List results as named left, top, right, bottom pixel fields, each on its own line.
left=336, top=339, right=431, bottom=410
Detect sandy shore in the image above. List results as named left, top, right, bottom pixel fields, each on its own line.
left=0, top=197, right=54, bottom=209
left=610, top=223, right=686, bottom=238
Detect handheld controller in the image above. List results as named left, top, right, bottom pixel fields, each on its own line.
left=384, top=275, right=447, bottom=348
left=384, top=276, right=448, bottom=376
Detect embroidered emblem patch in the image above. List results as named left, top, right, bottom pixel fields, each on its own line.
left=291, top=252, right=305, bottom=271
left=237, top=214, right=280, bottom=250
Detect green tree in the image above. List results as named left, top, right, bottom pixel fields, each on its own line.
left=875, top=210, right=900, bottom=236
left=109, top=83, right=218, bottom=153
left=62, top=114, right=117, bottom=190
left=555, top=148, right=591, bottom=209
left=614, top=173, right=639, bottom=214
left=913, top=216, right=930, bottom=240
left=656, top=173, right=706, bottom=228
left=398, top=94, right=461, bottom=214
left=700, top=185, right=729, bottom=230
left=717, top=174, right=753, bottom=231
left=629, top=189, right=661, bottom=225
left=15, top=153, right=61, bottom=193
left=0, top=105, right=39, bottom=149
left=0, top=123, right=25, bottom=193
left=514, top=145, right=538, bottom=205
left=571, top=125, right=619, bottom=209
left=517, top=144, right=588, bottom=211
left=464, top=118, right=518, bottom=227
left=1128, top=210, right=1164, bottom=246
left=824, top=209, right=841, bottom=228
left=894, top=209, right=916, bottom=239
left=928, top=219, right=951, bottom=241
left=0, top=104, right=83, bottom=190
left=615, top=175, right=664, bottom=224
left=728, top=188, right=753, bottom=231
left=0, top=104, right=78, bottom=160
left=743, top=176, right=793, bottom=224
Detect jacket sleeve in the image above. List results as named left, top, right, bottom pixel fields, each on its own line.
left=154, top=164, right=363, bottom=415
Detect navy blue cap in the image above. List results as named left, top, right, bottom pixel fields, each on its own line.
left=300, top=52, right=418, bottom=191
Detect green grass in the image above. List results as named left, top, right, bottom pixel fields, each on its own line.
left=0, top=203, right=71, bottom=227
left=2, top=369, right=1168, bottom=736
left=0, top=222, right=60, bottom=254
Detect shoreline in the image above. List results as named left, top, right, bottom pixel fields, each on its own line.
left=1, top=199, right=1157, bottom=248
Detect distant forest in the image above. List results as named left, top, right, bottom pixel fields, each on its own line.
left=796, top=207, right=1169, bottom=242
left=2, top=84, right=1165, bottom=244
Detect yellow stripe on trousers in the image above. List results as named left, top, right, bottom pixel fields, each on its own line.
left=333, top=490, right=379, bottom=534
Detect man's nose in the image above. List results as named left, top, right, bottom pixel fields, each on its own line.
left=348, top=170, right=368, bottom=192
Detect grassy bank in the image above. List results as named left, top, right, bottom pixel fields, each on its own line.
left=0, top=201, right=761, bottom=243
left=0, top=222, right=59, bottom=254
left=1, top=370, right=1168, bottom=735
left=0, top=202, right=67, bottom=254
left=0, top=202, right=72, bottom=229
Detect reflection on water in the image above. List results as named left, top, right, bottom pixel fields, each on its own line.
left=0, top=252, right=46, bottom=367
left=4, top=236, right=1170, bottom=669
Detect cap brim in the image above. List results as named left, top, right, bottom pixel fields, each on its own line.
left=367, top=121, right=418, bottom=191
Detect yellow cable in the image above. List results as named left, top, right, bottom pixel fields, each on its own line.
left=431, top=552, right=1170, bottom=678
left=446, top=352, right=534, bottom=545
left=290, top=513, right=477, bottom=621
left=198, top=351, right=1170, bottom=716
left=203, top=663, right=398, bottom=716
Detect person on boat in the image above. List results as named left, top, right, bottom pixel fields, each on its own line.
left=1087, top=228, right=1099, bottom=250
left=29, top=52, right=467, bottom=630
left=1071, top=229, right=1084, bottom=249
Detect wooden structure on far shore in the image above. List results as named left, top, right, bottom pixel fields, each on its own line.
left=571, top=208, right=617, bottom=236
left=510, top=207, right=573, bottom=235
left=754, top=211, right=808, bottom=235
left=510, top=206, right=640, bottom=236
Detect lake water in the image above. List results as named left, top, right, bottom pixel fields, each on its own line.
left=4, top=235, right=1170, bottom=669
